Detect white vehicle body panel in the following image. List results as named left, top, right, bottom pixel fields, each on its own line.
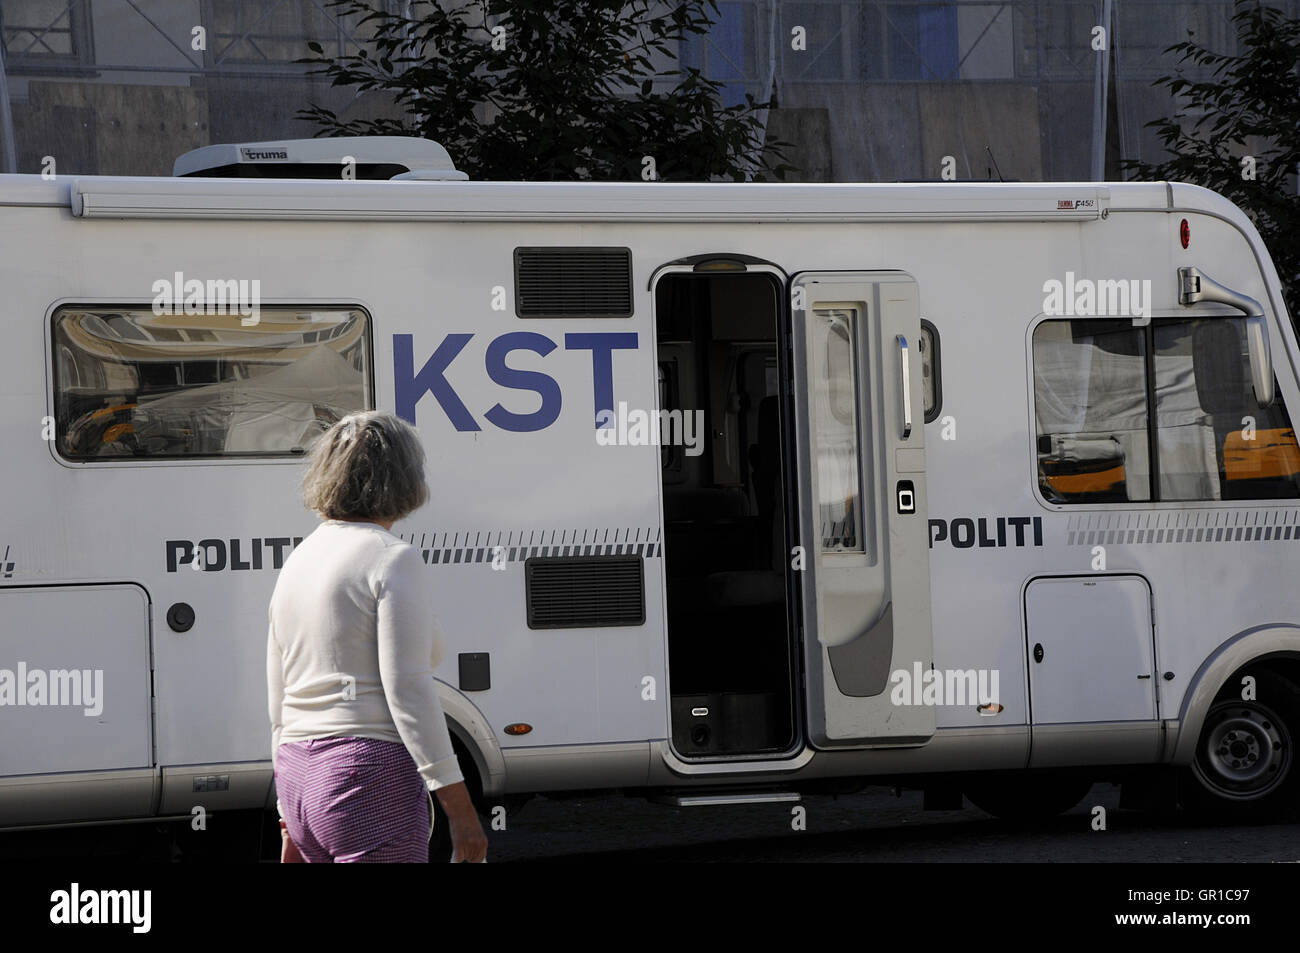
left=0, top=171, right=1295, bottom=826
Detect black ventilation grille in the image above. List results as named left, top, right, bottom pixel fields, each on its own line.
left=514, top=247, right=633, bottom=318
left=525, top=556, right=645, bottom=629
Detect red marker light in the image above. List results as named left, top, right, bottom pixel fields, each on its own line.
left=1180, top=218, right=1190, bottom=249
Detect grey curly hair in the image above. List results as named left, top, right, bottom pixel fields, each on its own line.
left=301, top=411, right=428, bottom=522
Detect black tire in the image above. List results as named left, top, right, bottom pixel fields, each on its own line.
left=1179, top=669, right=1300, bottom=822
left=965, top=774, right=1093, bottom=821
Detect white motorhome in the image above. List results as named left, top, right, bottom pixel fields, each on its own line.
left=2, top=137, right=1298, bottom=850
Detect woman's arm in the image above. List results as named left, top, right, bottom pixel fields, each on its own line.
left=374, top=545, right=465, bottom=789
left=266, top=614, right=284, bottom=774
left=375, top=546, right=487, bottom=860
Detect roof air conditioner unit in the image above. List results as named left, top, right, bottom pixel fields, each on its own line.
left=172, top=136, right=467, bottom=181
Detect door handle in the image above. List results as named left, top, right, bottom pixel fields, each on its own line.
left=897, top=334, right=912, bottom=440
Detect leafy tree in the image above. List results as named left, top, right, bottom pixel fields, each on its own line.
left=1120, top=1, right=1300, bottom=318
left=298, top=0, right=794, bottom=182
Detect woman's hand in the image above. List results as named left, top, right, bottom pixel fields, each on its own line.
left=436, top=781, right=488, bottom=862
left=280, top=818, right=306, bottom=863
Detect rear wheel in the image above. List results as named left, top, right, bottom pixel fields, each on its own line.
left=964, top=774, right=1092, bottom=821
left=1179, top=670, right=1300, bottom=821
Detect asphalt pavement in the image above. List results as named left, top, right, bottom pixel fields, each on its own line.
left=2, top=782, right=1296, bottom=862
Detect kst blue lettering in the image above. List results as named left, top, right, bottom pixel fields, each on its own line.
left=394, top=332, right=638, bottom=432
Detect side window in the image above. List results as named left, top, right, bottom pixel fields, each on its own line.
left=1032, top=316, right=1300, bottom=503
left=52, top=307, right=371, bottom=460
left=812, top=306, right=864, bottom=551
left=919, top=319, right=941, bottom=422
left=825, top=313, right=855, bottom=425
left=1033, top=319, right=1150, bottom=504
left=1156, top=318, right=1300, bottom=501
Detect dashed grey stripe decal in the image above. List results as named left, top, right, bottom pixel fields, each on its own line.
left=397, top=528, right=663, bottom=564
left=1066, top=510, right=1300, bottom=545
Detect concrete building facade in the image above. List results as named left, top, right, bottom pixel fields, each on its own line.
left=0, top=0, right=1293, bottom=181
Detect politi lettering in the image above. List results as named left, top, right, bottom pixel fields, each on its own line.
left=165, top=537, right=303, bottom=573
left=929, top=517, right=1043, bottom=549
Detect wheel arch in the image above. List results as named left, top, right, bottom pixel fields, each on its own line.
left=436, top=680, right=506, bottom=800
left=1171, top=624, right=1300, bottom=764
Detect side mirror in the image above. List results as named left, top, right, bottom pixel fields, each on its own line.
left=1245, top=313, right=1275, bottom=409
left=1179, top=267, right=1274, bottom=408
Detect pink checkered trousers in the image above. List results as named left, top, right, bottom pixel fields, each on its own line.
left=274, top=736, right=431, bottom=863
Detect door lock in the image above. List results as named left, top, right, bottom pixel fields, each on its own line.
left=897, top=480, right=916, bottom=514
left=1033, top=643, right=1044, bottom=663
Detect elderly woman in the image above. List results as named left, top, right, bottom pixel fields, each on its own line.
left=267, top=411, right=487, bottom=862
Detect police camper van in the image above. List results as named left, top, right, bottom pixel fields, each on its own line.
left=2, top=137, right=1298, bottom=846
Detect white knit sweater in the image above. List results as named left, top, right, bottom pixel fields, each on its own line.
left=266, top=520, right=464, bottom=790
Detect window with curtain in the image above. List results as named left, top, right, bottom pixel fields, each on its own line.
left=1033, top=316, right=1300, bottom=503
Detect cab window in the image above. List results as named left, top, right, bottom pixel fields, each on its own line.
left=1033, top=316, right=1300, bottom=502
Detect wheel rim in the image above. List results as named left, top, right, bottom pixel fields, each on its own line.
left=1193, top=700, right=1290, bottom=800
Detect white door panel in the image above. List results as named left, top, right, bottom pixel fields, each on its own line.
left=0, top=585, right=152, bottom=776
left=1025, top=574, right=1157, bottom=725
left=792, top=272, right=934, bottom=747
